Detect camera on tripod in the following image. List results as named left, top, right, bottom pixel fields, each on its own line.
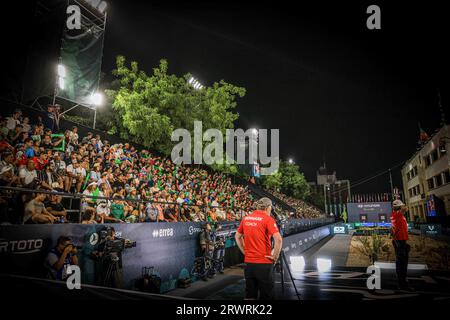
left=99, top=227, right=136, bottom=255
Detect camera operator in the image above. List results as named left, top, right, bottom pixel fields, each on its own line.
left=199, top=222, right=216, bottom=280
left=212, top=224, right=226, bottom=274
left=91, top=227, right=124, bottom=288
left=235, top=197, right=282, bottom=300
left=45, top=236, right=78, bottom=281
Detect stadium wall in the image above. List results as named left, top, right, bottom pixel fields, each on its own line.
left=0, top=220, right=335, bottom=293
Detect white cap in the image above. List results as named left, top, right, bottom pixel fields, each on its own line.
left=392, top=199, right=405, bottom=208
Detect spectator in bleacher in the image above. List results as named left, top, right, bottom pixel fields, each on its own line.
left=65, top=159, right=85, bottom=193
left=6, top=109, right=21, bottom=131
left=19, top=159, right=38, bottom=188
left=69, top=126, right=79, bottom=146
left=24, top=192, right=57, bottom=224
left=81, top=207, right=100, bottom=224
left=43, top=105, right=56, bottom=131
left=110, top=195, right=126, bottom=222
left=8, top=124, right=24, bottom=145
left=22, top=117, right=31, bottom=133
left=44, top=191, right=67, bottom=221
left=144, top=202, right=158, bottom=222
left=81, top=132, right=93, bottom=144
left=1, top=109, right=262, bottom=224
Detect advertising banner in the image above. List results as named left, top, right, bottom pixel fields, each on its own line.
left=347, top=202, right=392, bottom=223
left=420, top=224, right=442, bottom=236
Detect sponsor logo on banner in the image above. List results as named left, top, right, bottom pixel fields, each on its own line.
left=420, top=224, right=441, bottom=236
left=152, top=228, right=174, bottom=238
left=188, top=225, right=203, bottom=235
left=0, top=239, right=44, bottom=254
left=89, top=233, right=99, bottom=245
left=333, top=226, right=346, bottom=234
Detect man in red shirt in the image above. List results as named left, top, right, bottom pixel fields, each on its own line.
left=235, top=197, right=282, bottom=300
left=391, top=199, right=413, bottom=291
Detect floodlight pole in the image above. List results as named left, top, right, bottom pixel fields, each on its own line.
left=93, top=109, right=97, bottom=129
left=59, top=104, right=81, bottom=116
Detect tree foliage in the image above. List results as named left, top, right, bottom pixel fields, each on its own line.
left=105, top=56, right=246, bottom=154
left=278, top=161, right=311, bottom=199
left=261, top=161, right=310, bottom=200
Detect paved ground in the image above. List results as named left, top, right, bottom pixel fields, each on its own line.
left=3, top=234, right=450, bottom=300
left=168, top=234, right=450, bottom=300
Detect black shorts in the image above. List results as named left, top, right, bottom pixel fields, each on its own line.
left=244, top=263, right=274, bottom=300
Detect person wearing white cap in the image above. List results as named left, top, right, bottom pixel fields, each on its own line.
left=391, top=199, right=414, bottom=291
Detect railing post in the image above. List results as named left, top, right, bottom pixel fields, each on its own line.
left=78, top=194, right=82, bottom=223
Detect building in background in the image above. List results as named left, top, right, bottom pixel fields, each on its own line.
left=401, top=125, right=450, bottom=223
left=309, top=164, right=351, bottom=217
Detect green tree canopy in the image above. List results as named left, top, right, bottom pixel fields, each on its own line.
left=261, top=161, right=311, bottom=200
left=105, top=56, right=246, bottom=154
left=279, top=161, right=310, bottom=199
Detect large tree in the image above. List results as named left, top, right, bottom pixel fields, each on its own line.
left=261, top=161, right=311, bottom=200
left=105, top=56, right=246, bottom=154
left=278, top=161, right=311, bottom=200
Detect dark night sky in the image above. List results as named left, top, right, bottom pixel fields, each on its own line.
left=2, top=0, right=449, bottom=193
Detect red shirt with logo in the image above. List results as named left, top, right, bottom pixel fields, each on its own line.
left=237, top=210, right=279, bottom=264
left=390, top=210, right=408, bottom=240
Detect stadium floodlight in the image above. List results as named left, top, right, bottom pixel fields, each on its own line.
left=90, top=92, right=103, bottom=106
left=290, top=256, right=305, bottom=272
left=188, top=76, right=204, bottom=90
left=58, top=77, right=65, bottom=90
left=97, top=1, right=107, bottom=14
left=85, top=0, right=107, bottom=14
left=316, top=258, right=332, bottom=273
left=57, top=64, right=66, bottom=78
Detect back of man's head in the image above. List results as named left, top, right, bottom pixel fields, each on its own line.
left=256, top=197, right=272, bottom=211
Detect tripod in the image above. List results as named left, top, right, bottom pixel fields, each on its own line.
left=103, top=253, right=120, bottom=287
left=277, top=251, right=301, bottom=300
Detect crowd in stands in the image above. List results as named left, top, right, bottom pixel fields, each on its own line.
left=0, top=108, right=254, bottom=224
left=268, top=190, right=325, bottom=219
left=1, top=107, right=326, bottom=225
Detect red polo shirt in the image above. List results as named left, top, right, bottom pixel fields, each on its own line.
left=237, top=210, right=279, bottom=264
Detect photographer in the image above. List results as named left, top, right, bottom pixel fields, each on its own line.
left=45, top=236, right=78, bottom=281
